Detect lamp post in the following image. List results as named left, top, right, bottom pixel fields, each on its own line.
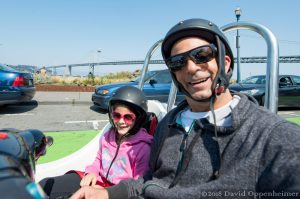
left=235, top=7, right=242, bottom=82
left=89, top=49, right=101, bottom=75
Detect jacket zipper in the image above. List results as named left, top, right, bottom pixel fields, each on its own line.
left=175, top=120, right=195, bottom=177
left=104, top=139, right=121, bottom=183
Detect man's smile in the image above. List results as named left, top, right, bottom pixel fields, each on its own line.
left=189, top=77, right=209, bottom=85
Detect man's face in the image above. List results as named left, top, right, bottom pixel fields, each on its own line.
left=170, top=37, right=230, bottom=101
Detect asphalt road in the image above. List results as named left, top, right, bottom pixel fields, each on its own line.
left=0, top=104, right=109, bottom=132
left=1, top=103, right=299, bottom=132
left=0, top=91, right=299, bottom=132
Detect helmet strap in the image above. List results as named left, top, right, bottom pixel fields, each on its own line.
left=212, top=35, right=228, bottom=95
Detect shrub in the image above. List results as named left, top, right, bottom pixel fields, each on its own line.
left=34, top=70, right=136, bottom=86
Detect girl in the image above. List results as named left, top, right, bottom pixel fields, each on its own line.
left=40, top=86, right=153, bottom=198
left=80, top=86, right=153, bottom=187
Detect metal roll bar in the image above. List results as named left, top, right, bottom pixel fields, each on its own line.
left=139, top=21, right=279, bottom=114
left=138, top=39, right=163, bottom=89
left=138, top=39, right=178, bottom=112
left=221, top=21, right=279, bottom=113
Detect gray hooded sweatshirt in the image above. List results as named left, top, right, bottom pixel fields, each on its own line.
left=107, top=94, right=300, bottom=199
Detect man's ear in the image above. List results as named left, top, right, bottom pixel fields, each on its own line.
left=224, top=55, right=231, bottom=73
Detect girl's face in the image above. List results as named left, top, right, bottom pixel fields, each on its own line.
left=111, top=104, right=136, bottom=136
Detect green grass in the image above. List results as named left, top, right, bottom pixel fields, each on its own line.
left=287, top=117, right=300, bottom=125
left=37, top=130, right=98, bottom=164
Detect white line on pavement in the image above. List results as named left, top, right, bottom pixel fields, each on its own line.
left=64, top=120, right=108, bottom=124
left=64, top=120, right=109, bottom=130
left=64, top=120, right=108, bottom=130
left=92, top=121, right=100, bottom=130
left=4, top=113, right=34, bottom=116
left=279, top=111, right=295, bottom=114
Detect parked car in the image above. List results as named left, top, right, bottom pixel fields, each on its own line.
left=92, top=69, right=185, bottom=111
left=0, top=64, right=36, bottom=106
left=229, top=75, right=300, bottom=107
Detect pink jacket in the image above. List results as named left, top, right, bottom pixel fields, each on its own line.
left=85, top=128, right=153, bottom=185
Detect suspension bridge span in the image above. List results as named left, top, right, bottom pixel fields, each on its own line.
left=46, top=55, right=300, bottom=76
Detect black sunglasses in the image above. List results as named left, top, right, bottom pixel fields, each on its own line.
left=166, top=44, right=217, bottom=72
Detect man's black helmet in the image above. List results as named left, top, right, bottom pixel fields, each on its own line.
left=161, top=18, right=234, bottom=99
left=108, top=86, right=148, bottom=135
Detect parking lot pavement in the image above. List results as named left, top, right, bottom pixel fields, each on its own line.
left=25, top=92, right=300, bottom=120
left=32, top=91, right=94, bottom=105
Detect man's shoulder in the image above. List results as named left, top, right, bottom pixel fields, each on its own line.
left=238, top=99, right=300, bottom=142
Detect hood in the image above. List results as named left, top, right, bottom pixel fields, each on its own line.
left=228, top=83, right=265, bottom=91
left=125, top=128, right=153, bottom=145
left=95, top=81, right=137, bottom=90
left=105, top=128, right=153, bottom=147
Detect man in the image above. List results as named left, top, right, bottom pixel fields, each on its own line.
left=71, top=18, right=300, bottom=199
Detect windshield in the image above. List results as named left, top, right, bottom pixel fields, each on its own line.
left=0, top=64, right=18, bottom=72
left=132, top=70, right=157, bottom=82
left=241, top=76, right=266, bottom=84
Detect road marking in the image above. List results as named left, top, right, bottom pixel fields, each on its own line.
left=4, top=113, right=34, bottom=116
left=290, top=113, right=300, bottom=117
left=64, top=120, right=109, bottom=130
left=278, top=111, right=300, bottom=117
left=279, top=111, right=295, bottom=114
left=92, top=121, right=100, bottom=130
left=64, top=120, right=108, bottom=124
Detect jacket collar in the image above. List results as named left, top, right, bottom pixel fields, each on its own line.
left=166, top=93, right=257, bottom=135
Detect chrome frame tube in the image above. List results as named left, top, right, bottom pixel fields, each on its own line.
left=138, top=39, right=163, bottom=89
left=167, top=82, right=177, bottom=112
left=138, top=39, right=178, bottom=111
left=221, top=22, right=279, bottom=113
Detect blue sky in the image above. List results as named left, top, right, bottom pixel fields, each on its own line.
left=1, top=0, right=300, bottom=78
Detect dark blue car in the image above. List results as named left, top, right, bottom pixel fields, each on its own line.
left=0, top=64, right=36, bottom=106
left=92, top=69, right=185, bottom=111
left=229, top=75, right=300, bottom=107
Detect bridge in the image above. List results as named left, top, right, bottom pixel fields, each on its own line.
left=46, top=55, right=300, bottom=76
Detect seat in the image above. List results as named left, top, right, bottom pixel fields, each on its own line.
left=143, top=112, right=158, bottom=136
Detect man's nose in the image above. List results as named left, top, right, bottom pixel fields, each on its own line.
left=185, top=58, right=200, bottom=73
left=186, top=57, right=207, bottom=73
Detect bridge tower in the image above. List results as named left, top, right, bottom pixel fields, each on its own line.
left=64, top=65, right=72, bottom=76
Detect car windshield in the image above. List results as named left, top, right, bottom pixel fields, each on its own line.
left=0, top=64, right=18, bottom=72
left=241, top=76, right=266, bottom=84
left=132, top=70, right=158, bottom=82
